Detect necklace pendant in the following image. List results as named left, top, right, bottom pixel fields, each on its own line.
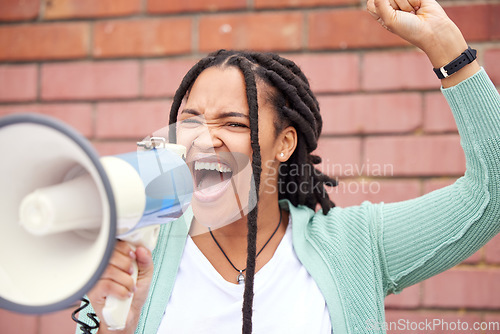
left=237, top=271, right=245, bottom=285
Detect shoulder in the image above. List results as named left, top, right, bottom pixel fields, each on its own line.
left=284, top=199, right=383, bottom=244
left=283, top=199, right=380, bottom=225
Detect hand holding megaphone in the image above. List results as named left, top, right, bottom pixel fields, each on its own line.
left=86, top=240, right=154, bottom=333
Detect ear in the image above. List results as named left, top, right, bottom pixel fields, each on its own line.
left=276, top=126, right=297, bottom=162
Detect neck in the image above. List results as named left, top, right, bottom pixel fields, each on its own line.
left=190, top=196, right=284, bottom=255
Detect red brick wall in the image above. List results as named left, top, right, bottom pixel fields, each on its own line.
left=0, top=0, right=499, bottom=333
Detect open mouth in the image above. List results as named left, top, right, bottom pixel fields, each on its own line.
left=192, top=158, right=234, bottom=202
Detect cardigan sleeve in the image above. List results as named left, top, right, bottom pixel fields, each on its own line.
left=376, top=68, right=500, bottom=294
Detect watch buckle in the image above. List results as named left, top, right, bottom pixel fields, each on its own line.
left=440, top=67, right=449, bottom=78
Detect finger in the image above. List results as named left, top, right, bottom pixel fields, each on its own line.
left=101, top=265, right=136, bottom=294
left=388, top=0, right=399, bottom=10
left=368, top=10, right=380, bottom=21
left=377, top=17, right=390, bottom=31
left=87, top=276, right=134, bottom=306
left=374, top=0, right=397, bottom=25
left=408, top=0, right=421, bottom=10
left=115, top=240, right=136, bottom=259
left=393, top=0, right=415, bottom=12
left=109, top=248, right=135, bottom=274
left=366, top=0, right=379, bottom=19
left=99, top=278, right=135, bottom=300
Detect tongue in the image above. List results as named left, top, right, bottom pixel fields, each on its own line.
left=197, top=171, right=231, bottom=197
left=199, top=171, right=223, bottom=189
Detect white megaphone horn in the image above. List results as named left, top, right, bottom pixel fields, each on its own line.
left=0, top=113, right=193, bottom=331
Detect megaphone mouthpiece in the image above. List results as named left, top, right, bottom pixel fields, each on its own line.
left=19, top=173, right=103, bottom=236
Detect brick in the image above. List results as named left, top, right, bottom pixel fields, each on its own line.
left=289, top=53, right=360, bottom=93
left=255, top=0, right=358, bottom=8
left=319, top=93, right=422, bottom=135
left=333, top=179, right=420, bottom=208
left=0, top=23, right=88, bottom=61
left=363, top=51, right=440, bottom=91
left=41, top=61, right=139, bottom=100
left=485, top=233, right=500, bottom=265
left=363, top=179, right=420, bottom=203
left=308, top=10, right=409, bottom=50
left=423, top=92, right=457, bottom=133
left=199, top=13, right=303, bottom=52
left=43, top=0, right=141, bottom=19
left=364, top=135, right=465, bottom=176
left=492, top=5, right=500, bottom=40
left=94, top=19, right=191, bottom=58
left=0, top=104, right=93, bottom=137
left=0, top=64, right=37, bottom=102
left=483, top=314, right=500, bottom=332
left=95, top=100, right=171, bottom=139
left=422, top=178, right=457, bottom=194
left=148, top=0, right=246, bottom=14
left=460, top=250, right=482, bottom=265
left=39, top=308, right=76, bottom=334
left=384, top=310, right=482, bottom=334
left=143, top=59, right=197, bottom=98
left=445, top=4, right=496, bottom=42
left=0, top=0, right=39, bottom=21
left=384, top=283, right=421, bottom=309
left=423, top=221, right=481, bottom=264
left=91, top=141, right=138, bottom=156
left=329, top=179, right=370, bottom=208
left=314, top=137, right=361, bottom=178
left=484, top=49, right=500, bottom=87
left=423, top=269, right=500, bottom=309
left=0, top=309, right=37, bottom=334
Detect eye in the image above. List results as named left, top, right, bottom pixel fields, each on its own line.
left=226, top=122, right=249, bottom=129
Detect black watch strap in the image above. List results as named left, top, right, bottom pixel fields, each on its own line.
left=433, top=46, right=477, bottom=79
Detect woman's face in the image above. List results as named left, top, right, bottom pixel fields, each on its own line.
left=176, top=66, right=287, bottom=229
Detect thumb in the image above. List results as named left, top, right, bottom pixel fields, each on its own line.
left=129, top=246, right=154, bottom=314
left=135, top=246, right=154, bottom=279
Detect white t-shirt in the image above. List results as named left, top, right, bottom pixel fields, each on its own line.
left=158, top=219, right=332, bottom=333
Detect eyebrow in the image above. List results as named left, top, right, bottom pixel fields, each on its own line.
left=181, top=109, right=249, bottom=119
left=180, top=109, right=200, bottom=116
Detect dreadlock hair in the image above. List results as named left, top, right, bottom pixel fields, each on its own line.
left=168, top=49, right=337, bottom=333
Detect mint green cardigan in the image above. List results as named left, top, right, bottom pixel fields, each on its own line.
left=78, top=69, right=500, bottom=334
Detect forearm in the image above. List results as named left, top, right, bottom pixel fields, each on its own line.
left=443, top=69, right=500, bottom=142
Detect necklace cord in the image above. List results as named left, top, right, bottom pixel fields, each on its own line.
left=208, top=209, right=283, bottom=274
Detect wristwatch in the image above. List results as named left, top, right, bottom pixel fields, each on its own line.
left=433, top=46, right=477, bottom=79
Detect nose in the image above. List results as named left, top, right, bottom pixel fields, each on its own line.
left=191, top=124, right=223, bottom=150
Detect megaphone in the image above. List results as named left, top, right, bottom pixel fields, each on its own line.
left=0, top=113, right=193, bottom=330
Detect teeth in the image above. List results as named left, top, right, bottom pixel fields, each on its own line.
left=194, top=161, right=232, bottom=173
